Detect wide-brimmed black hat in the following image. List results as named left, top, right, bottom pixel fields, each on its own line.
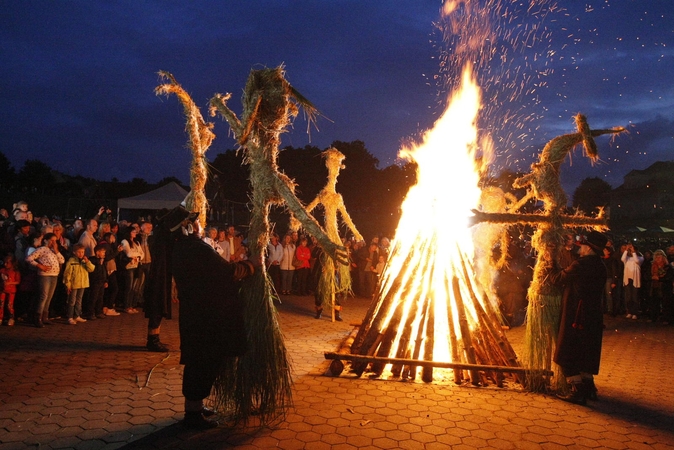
left=157, top=206, right=199, bottom=232
left=576, top=231, right=608, bottom=253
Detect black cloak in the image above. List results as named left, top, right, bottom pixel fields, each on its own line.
left=171, top=234, right=254, bottom=365
left=551, top=253, right=607, bottom=375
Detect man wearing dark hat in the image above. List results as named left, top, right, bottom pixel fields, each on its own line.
left=142, top=208, right=181, bottom=353
left=166, top=207, right=255, bottom=429
left=549, top=230, right=608, bottom=405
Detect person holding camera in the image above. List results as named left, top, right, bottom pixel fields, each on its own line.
left=621, top=242, right=644, bottom=319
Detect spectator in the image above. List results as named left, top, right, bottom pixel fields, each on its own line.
left=363, top=243, right=380, bottom=298
left=63, top=243, right=95, bottom=325
left=266, top=233, right=283, bottom=294
left=651, top=249, right=673, bottom=325
left=13, top=219, right=32, bottom=268
left=25, top=233, right=65, bottom=327
left=0, top=254, right=20, bottom=326
left=640, top=250, right=653, bottom=319
left=84, top=244, right=108, bottom=320
left=222, top=225, right=243, bottom=262
left=67, top=218, right=84, bottom=244
left=78, top=219, right=99, bottom=258
left=99, top=232, right=121, bottom=316
left=202, top=226, right=224, bottom=256
left=133, top=221, right=153, bottom=308
left=601, top=246, right=622, bottom=316
left=294, top=237, right=311, bottom=295
left=118, top=226, right=144, bottom=314
left=621, top=243, right=643, bottom=319
left=279, top=234, right=296, bottom=295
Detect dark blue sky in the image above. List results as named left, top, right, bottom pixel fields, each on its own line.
left=2, top=1, right=673, bottom=196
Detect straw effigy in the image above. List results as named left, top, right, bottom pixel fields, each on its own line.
left=209, top=66, right=347, bottom=423
left=304, top=148, right=363, bottom=318
left=473, top=114, right=624, bottom=391
left=155, top=72, right=213, bottom=224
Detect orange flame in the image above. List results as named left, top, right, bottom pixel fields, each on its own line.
left=374, top=65, right=486, bottom=374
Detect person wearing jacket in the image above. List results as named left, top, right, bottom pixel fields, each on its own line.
left=25, top=233, right=65, bottom=327
left=63, top=243, right=95, bottom=325
left=550, top=231, right=608, bottom=405
left=169, top=210, right=255, bottom=430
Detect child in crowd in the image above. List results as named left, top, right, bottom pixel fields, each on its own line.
left=0, top=254, right=21, bottom=326
left=86, top=244, right=108, bottom=320
left=374, top=254, right=386, bottom=280
left=63, top=244, right=95, bottom=325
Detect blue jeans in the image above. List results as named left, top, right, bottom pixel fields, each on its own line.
left=34, top=275, right=59, bottom=316
left=67, top=288, right=86, bottom=319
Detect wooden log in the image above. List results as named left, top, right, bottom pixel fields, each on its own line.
left=390, top=288, right=423, bottom=378
left=444, top=274, right=463, bottom=384
left=421, top=294, right=435, bottom=383
left=352, top=237, right=434, bottom=354
left=324, top=353, right=551, bottom=376
left=459, top=254, right=521, bottom=370
left=325, top=327, right=359, bottom=377
left=469, top=210, right=608, bottom=230
left=351, top=251, right=419, bottom=355
left=405, top=287, right=433, bottom=381
left=370, top=303, right=405, bottom=376
left=451, top=274, right=479, bottom=384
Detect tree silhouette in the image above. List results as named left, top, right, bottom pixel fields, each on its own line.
left=18, top=159, right=55, bottom=193
left=572, top=177, right=612, bottom=215
left=0, top=151, right=16, bottom=191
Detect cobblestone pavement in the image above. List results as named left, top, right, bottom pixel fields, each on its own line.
left=0, top=294, right=672, bottom=449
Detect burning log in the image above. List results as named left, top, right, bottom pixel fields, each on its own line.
left=346, top=68, right=524, bottom=387
left=324, top=353, right=549, bottom=377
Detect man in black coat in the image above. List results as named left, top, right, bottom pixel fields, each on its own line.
left=550, top=230, right=608, bottom=405
left=170, top=210, right=254, bottom=430
left=143, top=209, right=178, bottom=352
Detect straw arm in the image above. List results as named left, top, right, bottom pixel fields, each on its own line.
left=209, top=94, right=243, bottom=139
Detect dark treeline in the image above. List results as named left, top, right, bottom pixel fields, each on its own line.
left=207, top=140, right=417, bottom=239
left=0, top=141, right=418, bottom=239
left=0, top=140, right=612, bottom=239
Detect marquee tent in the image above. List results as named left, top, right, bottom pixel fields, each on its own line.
left=116, top=182, right=188, bottom=221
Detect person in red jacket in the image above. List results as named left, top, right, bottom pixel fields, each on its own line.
left=0, top=254, right=21, bottom=326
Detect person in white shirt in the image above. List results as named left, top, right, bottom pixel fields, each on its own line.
left=202, top=227, right=224, bottom=256
left=26, top=233, right=65, bottom=327
left=621, top=243, right=644, bottom=319
left=266, top=234, right=284, bottom=294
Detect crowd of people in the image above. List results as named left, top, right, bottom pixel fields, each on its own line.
left=0, top=202, right=158, bottom=328
left=494, top=232, right=674, bottom=328
left=201, top=225, right=391, bottom=308
left=599, top=239, right=674, bottom=324
left=0, top=200, right=394, bottom=330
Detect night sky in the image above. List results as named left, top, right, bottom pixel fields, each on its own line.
left=2, top=1, right=673, bottom=197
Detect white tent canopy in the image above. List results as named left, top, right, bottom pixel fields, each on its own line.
left=116, top=182, right=188, bottom=221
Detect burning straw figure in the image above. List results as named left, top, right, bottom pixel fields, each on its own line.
left=474, top=114, right=624, bottom=390
left=209, top=66, right=347, bottom=422
left=303, top=148, right=363, bottom=321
